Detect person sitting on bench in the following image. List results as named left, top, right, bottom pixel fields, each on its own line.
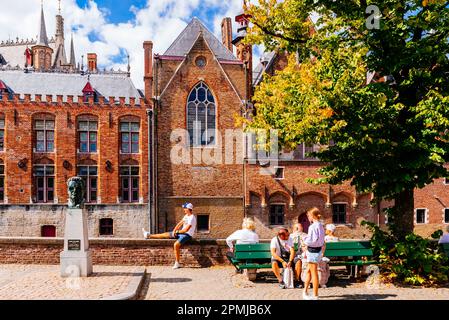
left=271, top=228, right=302, bottom=289
left=226, top=218, right=259, bottom=261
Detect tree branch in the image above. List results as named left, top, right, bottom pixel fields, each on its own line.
left=252, top=21, right=308, bottom=45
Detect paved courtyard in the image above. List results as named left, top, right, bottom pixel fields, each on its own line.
left=141, top=266, right=449, bottom=300
left=0, top=265, right=145, bottom=300
left=0, top=264, right=448, bottom=300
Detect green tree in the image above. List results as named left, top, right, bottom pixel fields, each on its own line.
left=244, top=0, right=449, bottom=239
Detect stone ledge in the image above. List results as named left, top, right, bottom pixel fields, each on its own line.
left=101, top=267, right=146, bottom=300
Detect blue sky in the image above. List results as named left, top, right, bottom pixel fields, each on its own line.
left=0, top=0, right=255, bottom=88
left=75, top=0, right=233, bottom=34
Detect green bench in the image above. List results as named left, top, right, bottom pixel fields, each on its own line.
left=229, top=241, right=376, bottom=280
left=324, top=241, right=375, bottom=278
left=228, top=243, right=272, bottom=280
left=324, top=241, right=375, bottom=267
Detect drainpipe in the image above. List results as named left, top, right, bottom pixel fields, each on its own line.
left=153, top=56, right=160, bottom=234
left=147, top=108, right=154, bottom=233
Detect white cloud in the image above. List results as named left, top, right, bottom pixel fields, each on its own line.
left=0, top=0, right=264, bottom=89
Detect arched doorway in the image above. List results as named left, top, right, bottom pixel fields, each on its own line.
left=298, top=213, right=310, bottom=233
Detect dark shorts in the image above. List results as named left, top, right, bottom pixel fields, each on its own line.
left=170, top=232, right=192, bottom=245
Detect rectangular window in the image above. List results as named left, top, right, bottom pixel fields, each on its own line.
left=34, top=165, right=55, bottom=203
left=445, top=178, right=449, bottom=185
left=0, top=119, right=5, bottom=152
left=0, top=163, right=4, bottom=202
left=34, top=119, right=55, bottom=153
left=120, top=166, right=139, bottom=203
left=41, top=225, right=56, bottom=237
left=332, top=204, right=347, bottom=225
left=99, top=218, right=113, bottom=236
left=197, top=215, right=210, bottom=232
left=77, top=165, right=98, bottom=203
left=270, top=205, right=285, bottom=225
left=120, top=122, right=140, bottom=154
left=416, top=209, right=427, bottom=224
left=78, top=120, right=98, bottom=153
left=444, top=209, right=449, bottom=224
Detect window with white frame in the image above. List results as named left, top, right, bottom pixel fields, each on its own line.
left=415, top=208, right=428, bottom=224
left=34, top=116, right=55, bottom=153
left=444, top=177, right=449, bottom=185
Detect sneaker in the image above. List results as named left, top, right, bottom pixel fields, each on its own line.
left=310, top=295, right=319, bottom=300
left=142, top=228, right=150, bottom=239
left=303, top=291, right=311, bottom=300
left=172, top=261, right=181, bottom=269
left=294, top=282, right=303, bottom=289
left=278, top=281, right=286, bottom=289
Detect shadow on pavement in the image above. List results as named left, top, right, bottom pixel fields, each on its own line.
left=150, top=278, right=192, bottom=283
left=322, top=294, right=397, bottom=300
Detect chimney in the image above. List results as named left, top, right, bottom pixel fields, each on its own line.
left=87, top=53, right=97, bottom=72
left=143, top=41, right=154, bottom=102
left=221, top=17, right=233, bottom=52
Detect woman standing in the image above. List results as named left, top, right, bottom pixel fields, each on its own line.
left=303, top=207, right=326, bottom=300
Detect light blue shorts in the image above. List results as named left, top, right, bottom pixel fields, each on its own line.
left=306, top=251, right=322, bottom=264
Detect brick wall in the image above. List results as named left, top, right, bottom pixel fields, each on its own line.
left=0, top=204, right=149, bottom=238
left=0, top=97, right=149, bottom=205
left=154, top=33, right=247, bottom=237
left=0, top=97, right=150, bottom=238
left=0, top=238, right=234, bottom=267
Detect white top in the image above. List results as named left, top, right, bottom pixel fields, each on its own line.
left=182, top=214, right=196, bottom=237
left=226, top=229, right=259, bottom=249
left=270, top=236, right=294, bottom=257
left=325, top=235, right=340, bottom=243
left=439, top=234, right=449, bottom=244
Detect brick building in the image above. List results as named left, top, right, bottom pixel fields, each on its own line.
left=0, top=4, right=150, bottom=238
left=148, top=13, right=449, bottom=240
left=0, top=4, right=447, bottom=241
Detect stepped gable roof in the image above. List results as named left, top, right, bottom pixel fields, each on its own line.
left=164, top=17, right=238, bottom=61
left=0, top=71, right=142, bottom=104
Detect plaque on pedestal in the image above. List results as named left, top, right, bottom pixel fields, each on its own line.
left=60, top=177, right=93, bottom=278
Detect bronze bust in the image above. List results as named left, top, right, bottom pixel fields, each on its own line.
left=67, top=177, right=85, bottom=209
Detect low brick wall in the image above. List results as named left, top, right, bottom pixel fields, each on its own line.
left=0, top=237, right=241, bottom=267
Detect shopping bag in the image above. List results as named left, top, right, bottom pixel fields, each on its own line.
left=283, top=267, right=294, bottom=289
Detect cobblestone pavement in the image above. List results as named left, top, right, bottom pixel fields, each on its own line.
left=0, top=265, right=144, bottom=300
left=143, top=266, right=449, bottom=300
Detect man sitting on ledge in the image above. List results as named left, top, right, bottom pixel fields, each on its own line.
left=143, top=203, right=197, bottom=269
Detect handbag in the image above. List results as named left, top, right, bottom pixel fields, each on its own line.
left=307, top=246, right=322, bottom=253
left=282, top=267, right=294, bottom=289
left=277, top=237, right=291, bottom=261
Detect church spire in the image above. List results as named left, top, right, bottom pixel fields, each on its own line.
left=69, top=33, right=76, bottom=68
left=37, top=0, right=49, bottom=47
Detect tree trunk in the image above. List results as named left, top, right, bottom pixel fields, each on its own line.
left=389, top=188, right=415, bottom=239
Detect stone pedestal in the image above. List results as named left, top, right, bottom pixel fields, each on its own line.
left=60, top=208, right=92, bottom=277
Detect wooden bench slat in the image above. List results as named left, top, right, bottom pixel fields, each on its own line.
left=235, top=244, right=271, bottom=252
left=235, top=252, right=272, bottom=259
left=324, top=249, right=373, bottom=257
left=325, top=242, right=372, bottom=250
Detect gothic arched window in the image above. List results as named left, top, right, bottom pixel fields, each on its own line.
left=187, top=82, right=216, bottom=146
